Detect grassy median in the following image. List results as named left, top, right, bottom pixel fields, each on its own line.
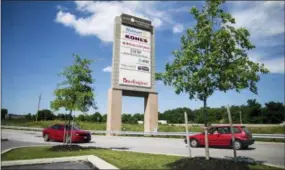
left=2, top=146, right=283, bottom=170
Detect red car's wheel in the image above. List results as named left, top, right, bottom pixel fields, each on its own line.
left=190, top=139, right=199, bottom=148
left=43, top=134, right=50, bottom=142
left=233, top=140, right=242, bottom=150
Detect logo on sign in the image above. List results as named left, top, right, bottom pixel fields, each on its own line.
left=121, top=48, right=149, bottom=58
left=121, top=64, right=136, bottom=69
left=125, top=34, right=148, bottom=43
left=138, top=58, right=150, bottom=64
left=122, top=41, right=150, bottom=50
left=125, top=27, right=142, bottom=36
left=123, top=78, right=148, bottom=86
left=131, top=48, right=142, bottom=55
left=138, top=66, right=149, bottom=72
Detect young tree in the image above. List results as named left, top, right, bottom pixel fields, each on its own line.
left=263, top=101, right=285, bottom=124
left=77, top=114, right=85, bottom=121
left=1, top=108, right=8, bottom=120
left=50, top=54, right=97, bottom=144
left=91, top=112, right=102, bottom=123
left=156, top=0, right=269, bottom=160
left=102, top=114, right=107, bottom=123
left=37, top=109, right=55, bottom=121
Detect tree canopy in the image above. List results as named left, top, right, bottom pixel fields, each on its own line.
left=50, top=54, right=97, bottom=114
left=156, top=0, right=269, bottom=102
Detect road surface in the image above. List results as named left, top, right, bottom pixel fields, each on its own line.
left=1, top=129, right=284, bottom=168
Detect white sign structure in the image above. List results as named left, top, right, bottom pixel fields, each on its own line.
left=107, top=14, right=158, bottom=135
left=118, top=25, right=152, bottom=88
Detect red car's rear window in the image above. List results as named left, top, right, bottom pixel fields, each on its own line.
left=241, top=126, right=252, bottom=135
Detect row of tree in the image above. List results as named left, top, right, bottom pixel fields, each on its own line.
left=2, top=99, right=284, bottom=124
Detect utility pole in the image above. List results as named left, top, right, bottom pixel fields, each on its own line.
left=36, top=93, right=42, bottom=122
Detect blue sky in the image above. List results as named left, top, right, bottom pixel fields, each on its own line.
left=2, top=1, right=284, bottom=115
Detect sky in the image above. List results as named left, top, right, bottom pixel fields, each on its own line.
left=2, top=1, right=284, bottom=115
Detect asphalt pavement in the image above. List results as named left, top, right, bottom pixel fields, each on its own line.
left=1, top=129, right=285, bottom=168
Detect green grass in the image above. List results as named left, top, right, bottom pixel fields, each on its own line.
left=247, top=126, right=285, bottom=134
left=2, top=146, right=180, bottom=169
left=2, top=146, right=283, bottom=170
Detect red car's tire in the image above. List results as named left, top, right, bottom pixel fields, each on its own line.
left=190, top=139, right=199, bottom=148
left=233, top=140, right=242, bottom=150
left=43, top=134, right=50, bottom=142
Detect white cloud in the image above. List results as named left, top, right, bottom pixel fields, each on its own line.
left=152, top=18, right=163, bottom=28
left=55, top=1, right=184, bottom=42
left=230, top=1, right=284, bottom=39
left=55, top=11, right=76, bottom=27
left=249, top=52, right=284, bottom=74
left=228, top=1, right=284, bottom=74
left=172, top=24, right=184, bottom=34
left=261, top=57, right=284, bottom=74
left=102, top=66, right=112, bottom=73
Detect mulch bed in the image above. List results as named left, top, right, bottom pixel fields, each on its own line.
left=167, top=157, right=251, bottom=170
left=48, top=145, right=102, bottom=152
left=1, top=138, right=8, bottom=141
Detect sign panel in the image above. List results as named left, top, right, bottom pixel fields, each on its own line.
left=119, top=25, right=152, bottom=88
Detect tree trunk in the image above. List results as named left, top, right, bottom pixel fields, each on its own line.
left=65, top=110, right=72, bottom=146
left=204, top=98, right=210, bottom=160
left=68, top=110, right=72, bottom=128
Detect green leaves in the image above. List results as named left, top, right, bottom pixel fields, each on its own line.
left=156, top=0, right=269, bottom=102
left=50, top=54, right=97, bottom=113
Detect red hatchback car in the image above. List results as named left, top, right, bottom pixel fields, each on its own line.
left=42, top=124, right=91, bottom=143
left=184, top=125, right=254, bottom=150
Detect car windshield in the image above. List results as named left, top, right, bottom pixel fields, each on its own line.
left=64, top=125, right=80, bottom=130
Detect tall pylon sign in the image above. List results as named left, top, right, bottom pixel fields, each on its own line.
left=106, top=14, right=158, bottom=135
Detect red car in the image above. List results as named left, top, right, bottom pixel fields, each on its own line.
left=184, top=125, right=254, bottom=150
left=42, top=124, right=91, bottom=143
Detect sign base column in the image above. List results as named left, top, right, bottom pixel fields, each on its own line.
left=144, top=93, right=158, bottom=134
left=106, top=88, right=122, bottom=136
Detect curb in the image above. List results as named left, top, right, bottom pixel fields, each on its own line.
left=254, top=141, right=285, bottom=145
left=263, top=163, right=285, bottom=169
left=1, top=146, right=119, bottom=170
